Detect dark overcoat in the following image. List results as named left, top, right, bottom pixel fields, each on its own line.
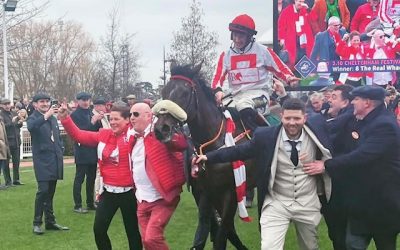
left=70, top=106, right=99, bottom=165
left=27, top=110, right=64, bottom=181
left=325, top=104, right=400, bottom=234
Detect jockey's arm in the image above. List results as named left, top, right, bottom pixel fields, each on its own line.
left=265, top=47, right=300, bottom=87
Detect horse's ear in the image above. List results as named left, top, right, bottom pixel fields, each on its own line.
left=170, top=59, right=178, bottom=71
left=193, top=60, right=203, bottom=75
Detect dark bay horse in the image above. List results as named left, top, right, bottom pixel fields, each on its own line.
left=154, top=63, right=255, bottom=250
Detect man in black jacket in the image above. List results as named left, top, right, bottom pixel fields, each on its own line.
left=195, top=98, right=333, bottom=249
left=0, top=98, right=24, bottom=185
left=324, top=84, right=354, bottom=250
left=304, top=86, right=400, bottom=249
left=27, top=93, right=68, bottom=235
left=70, top=92, right=102, bottom=213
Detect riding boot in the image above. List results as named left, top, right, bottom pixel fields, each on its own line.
left=239, top=108, right=258, bottom=133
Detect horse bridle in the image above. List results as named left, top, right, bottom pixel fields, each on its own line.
left=169, top=75, right=224, bottom=155
left=170, top=75, right=199, bottom=121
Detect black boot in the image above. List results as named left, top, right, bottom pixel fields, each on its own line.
left=239, top=108, right=259, bottom=133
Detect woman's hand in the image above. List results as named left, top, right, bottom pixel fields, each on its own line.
left=57, top=103, right=69, bottom=120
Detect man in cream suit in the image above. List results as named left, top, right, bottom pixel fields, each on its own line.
left=195, top=98, right=332, bottom=250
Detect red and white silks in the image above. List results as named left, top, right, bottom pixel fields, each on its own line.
left=223, top=110, right=251, bottom=222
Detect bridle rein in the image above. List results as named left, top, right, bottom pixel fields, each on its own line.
left=169, top=75, right=224, bottom=155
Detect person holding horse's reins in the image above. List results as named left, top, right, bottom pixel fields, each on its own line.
left=130, top=102, right=188, bottom=250
left=195, top=98, right=333, bottom=250
left=212, top=14, right=299, bottom=133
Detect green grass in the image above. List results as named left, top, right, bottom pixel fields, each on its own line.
left=0, top=164, right=383, bottom=249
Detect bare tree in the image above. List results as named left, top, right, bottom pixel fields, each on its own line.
left=169, top=0, right=218, bottom=82
left=96, top=6, right=140, bottom=100
left=7, top=20, right=95, bottom=100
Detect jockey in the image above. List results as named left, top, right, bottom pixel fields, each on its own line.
left=379, top=0, right=400, bottom=37
left=212, top=14, right=298, bottom=132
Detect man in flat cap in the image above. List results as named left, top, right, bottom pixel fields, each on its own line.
left=304, top=86, right=400, bottom=249
left=91, top=97, right=110, bottom=204
left=0, top=98, right=23, bottom=186
left=27, top=93, right=68, bottom=234
left=126, top=94, right=136, bottom=108
left=70, top=92, right=102, bottom=213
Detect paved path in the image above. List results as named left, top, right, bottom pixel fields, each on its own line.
left=16, top=158, right=75, bottom=168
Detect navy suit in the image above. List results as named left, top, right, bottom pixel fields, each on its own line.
left=27, top=110, right=64, bottom=226
left=325, top=104, right=400, bottom=248
left=206, top=115, right=332, bottom=219
left=70, top=106, right=100, bottom=209
left=310, top=29, right=346, bottom=81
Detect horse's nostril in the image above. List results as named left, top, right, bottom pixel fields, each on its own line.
left=162, top=125, right=171, bottom=133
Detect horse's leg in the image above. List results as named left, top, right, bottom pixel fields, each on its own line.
left=211, top=189, right=229, bottom=250
left=191, top=185, right=214, bottom=250
left=213, top=188, right=248, bottom=250
left=224, top=189, right=248, bottom=250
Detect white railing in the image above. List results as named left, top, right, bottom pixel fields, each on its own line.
left=20, top=121, right=66, bottom=159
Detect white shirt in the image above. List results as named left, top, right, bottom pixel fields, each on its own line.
left=282, top=128, right=304, bottom=159
left=131, top=124, right=162, bottom=203
left=373, top=48, right=393, bottom=85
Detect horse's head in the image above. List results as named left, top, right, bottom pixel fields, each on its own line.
left=154, top=113, right=182, bottom=143
left=161, top=62, right=217, bottom=122
left=152, top=100, right=187, bottom=143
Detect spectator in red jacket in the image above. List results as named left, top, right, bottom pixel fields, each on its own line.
left=336, top=31, right=366, bottom=86
left=350, top=0, right=380, bottom=33
left=129, top=102, right=187, bottom=250
left=278, top=0, right=315, bottom=69
left=58, top=104, right=142, bottom=250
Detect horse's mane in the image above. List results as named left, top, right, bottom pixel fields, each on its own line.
left=169, top=64, right=217, bottom=105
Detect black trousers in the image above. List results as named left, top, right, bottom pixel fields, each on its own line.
left=0, top=157, right=12, bottom=185
left=346, top=222, right=397, bottom=250
left=93, top=190, right=142, bottom=250
left=322, top=191, right=347, bottom=250
left=7, top=146, right=20, bottom=183
left=33, top=180, right=57, bottom=226
left=73, top=163, right=97, bottom=208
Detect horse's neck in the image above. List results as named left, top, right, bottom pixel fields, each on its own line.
left=188, top=103, right=225, bottom=150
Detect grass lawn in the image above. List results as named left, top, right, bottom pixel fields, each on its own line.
left=0, top=164, right=382, bottom=249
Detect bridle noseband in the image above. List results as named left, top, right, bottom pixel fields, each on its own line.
left=170, top=75, right=199, bottom=121
left=169, top=75, right=224, bottom=155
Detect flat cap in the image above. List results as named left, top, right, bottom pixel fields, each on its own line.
left=126, top=94, right=136, bottom=99
left=0, top=98, right=11, bottom=104
left=93, top=97, right=106, bottom=105
left=76, top=92, right=92, bottom=100
left=350, top=86, right=385, bottom=101
left=152, top=100, right=187, bottom=122
left=32, top=93, right=51, bottom=102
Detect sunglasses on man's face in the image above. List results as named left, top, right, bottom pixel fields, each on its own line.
left=130, top=112, right=140, bottom=117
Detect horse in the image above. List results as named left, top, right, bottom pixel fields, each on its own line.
left=154, top=63, right=256, bottom=250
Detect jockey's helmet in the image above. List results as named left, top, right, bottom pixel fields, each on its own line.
left=229, top=14, right=257, bottom=37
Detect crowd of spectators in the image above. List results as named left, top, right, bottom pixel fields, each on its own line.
left=277, top=0, right=400, bottom=89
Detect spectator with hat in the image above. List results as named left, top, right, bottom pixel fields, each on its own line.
left=27, top=93, right=69, bottom=235
left=0, top=98, right=23, bottom=186
left=126, top=94, right=137, bottom=108
left=92, top=97, right=111, bottom=205
left=70, top=92, right=102, bottom=213
left=304, top=85, right=400, bottom=249
left=385, top=86, right=399, bottom=113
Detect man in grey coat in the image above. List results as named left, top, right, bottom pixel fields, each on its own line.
left=27, top=93, right=68, bottom=235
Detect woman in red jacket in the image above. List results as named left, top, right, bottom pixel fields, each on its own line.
left=336, top=31, right=366, bottom=86
left=58, top=105, right=142, bottom=250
